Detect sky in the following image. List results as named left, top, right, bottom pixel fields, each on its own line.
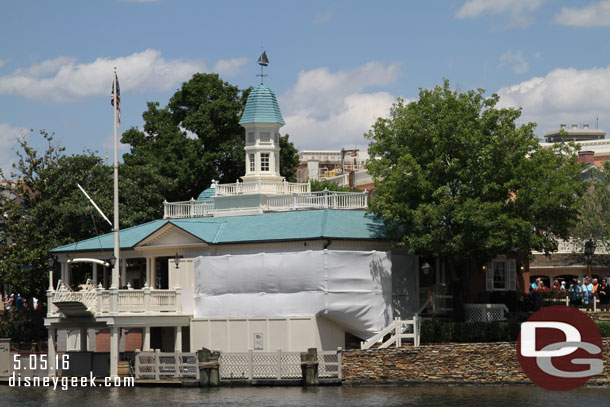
left=1, top=0, right=610, bottom=176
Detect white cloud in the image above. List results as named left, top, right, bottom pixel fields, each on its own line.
left=314, top=10, right=333, bottom=24
left=0, top=49, right=207, bottom=102
left=499, top=51, right=529, bottom=74
left=554, top=0, right=610, bottom=27
left=213, top=58, right=249, bottom=77
left=0, top=124, right=30, bottom=176
left=497, top=66, right=610, bottom=136
left=456, top=0, right=545, bottom=27
left=0, top=59, right=5, bottom=69
left=280, top=62, right=402, bottom=149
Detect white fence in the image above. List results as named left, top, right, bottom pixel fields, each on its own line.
left=134, top=350, right=199, bottom=381
left=360, top=317, right=421, bottom=350
left=216, top=180, right=311, bottom=196
left=219, top=349, right=341, bottom=381
left=164, top=190, right=368, bottom=218
left=464, top=304, right=509, bottom=322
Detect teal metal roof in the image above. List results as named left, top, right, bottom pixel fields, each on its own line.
left=196, top=187, right=216, bottom=201
left=239, top=85, right=285, bottom=125
left=51, top=210, right=386, bottom=253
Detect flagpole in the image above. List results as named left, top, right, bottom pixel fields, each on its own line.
left=112, top=68, right=120, bottom=291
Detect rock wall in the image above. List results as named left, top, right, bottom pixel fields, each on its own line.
left=342, top=339, right=610, bottom=385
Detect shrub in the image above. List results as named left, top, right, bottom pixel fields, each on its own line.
left=420, top=319, right=610, bottom=343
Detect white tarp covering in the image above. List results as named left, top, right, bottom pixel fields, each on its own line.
left=193, top=250, right=392, bottom=339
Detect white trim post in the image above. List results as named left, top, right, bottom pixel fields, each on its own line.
left=143, top=326, right=151, bottom=351
left=110, top=326, right=119, bottom=378
left=47, top=327, right=56, bottom=377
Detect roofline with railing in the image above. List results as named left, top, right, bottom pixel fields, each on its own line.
left=163, top=189, right=368, bottom=219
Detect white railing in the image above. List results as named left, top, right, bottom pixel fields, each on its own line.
left=53, top=280, right=97, bottom=312
left=215, top=180, right=311, bottom=196
left=219, top=348, right=341, bottom=381
left=134, top=350, right=199, bottom=381
left=464, top=304, right=509, bottom=322
left=164, top=190, right=368, bottom=218
left=150, top=290, right=179, bottom=312
left=266, top=191, right=368, bottom=211
left=163, top=199, right=214, bottom=219
left=360, top=317, right=421, bottom=350
left=50, top=285, right=181, bottom=316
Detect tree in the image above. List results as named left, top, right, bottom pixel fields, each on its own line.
left=121, top=73, right=249, bottom=202
left=310, top=179, right=356, bottom=192
left=366, top=80, right=586, bottom=292
left=279, top=134, right=300, bottom=182
left=571, top=161, right=610, bottom=256
left=0, top=132, right=112, bottom=297
left=0, top=132, right=167, bottom=297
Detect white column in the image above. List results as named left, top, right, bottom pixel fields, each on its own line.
left=47, top=328, right=56, bottom=377
left=120, top=258, right=127, bottom=288
left=65, top=263, right=71, bottom=286
left=60, top=262, right=66, bottom=283
left=143, top=326, right=151, bottom=351
left=80, top=327, right=88, bottom=352
left=110, top=326, right=119, bottom=378
left=151, top=257, right=157, bottom=289
left=145, top=258, right=150, bottom=287
left=103, top=266, right=108, bottom=289
left=175, top=326, right=182, bottom=352
left=92, top=263, right=98, bottom=285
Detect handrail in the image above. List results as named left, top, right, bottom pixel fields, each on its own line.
left=360, top=317, right=420, bottom=349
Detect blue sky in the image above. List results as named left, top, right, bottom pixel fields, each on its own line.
left=2, top=0, right=610, bottom=175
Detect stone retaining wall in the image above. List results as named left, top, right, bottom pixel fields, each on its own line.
left=342, top=339, right=610, bottom=385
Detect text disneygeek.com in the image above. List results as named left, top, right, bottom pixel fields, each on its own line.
left=9, top=354, right=134, bottom=390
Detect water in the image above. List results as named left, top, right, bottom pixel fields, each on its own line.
left=1, top=385, right=609, bottom=407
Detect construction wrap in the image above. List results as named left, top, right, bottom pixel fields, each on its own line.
left=193, top=250, right=392, bottom=339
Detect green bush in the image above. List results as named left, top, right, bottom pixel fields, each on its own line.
left=597, top=321, right=610, bottom=337
left=420, top=319, right=610, bottom=343
left=0, top=309, right=46, bottom=343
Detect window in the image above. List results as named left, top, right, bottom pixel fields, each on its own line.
left=493, top=262, right=506, bottom=290
left=249, top=153, right=255, bottom=172
left=261, top=153, right=270, bottom=171
left=247, top=132, right=254, bottom=144
left=260, top=132, right=270, bottom=143
left=486, top=258, right=516, bottom=291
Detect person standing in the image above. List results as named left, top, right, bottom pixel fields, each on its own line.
left=598, top=278, right=609, bottom=312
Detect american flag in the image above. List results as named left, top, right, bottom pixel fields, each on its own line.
left=111, top=74, right=121, bottom=124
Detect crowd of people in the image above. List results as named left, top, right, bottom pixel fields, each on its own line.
left=0, top=293, right=41, bottom=312
left=530, top=276, right=610, bottom=311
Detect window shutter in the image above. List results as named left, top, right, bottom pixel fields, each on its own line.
left=508, top=259, right=516, bottom=291
left=485, top=263, right=493, bottom=291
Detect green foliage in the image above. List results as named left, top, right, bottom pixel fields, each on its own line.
left=279, top=134, right=300, bottom=182
left=121, top=73, right=249, bottom=202
left=596, top=321, right=610, bottom=337
left=420, top=319, right=610, bottom=343
left=571, top=161, right=610, bottom=258
left=0, top=132, right=167, bottom=297
left=420, top=319, right=522, bottom=343
left=0, top=310, right=47, bottom=343
left=366, top=79, right=586, bottom=270
left=310, top=179, right=356, bottom=192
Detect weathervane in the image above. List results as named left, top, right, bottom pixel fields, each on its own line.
left=257, top=50, right=269, bottom=85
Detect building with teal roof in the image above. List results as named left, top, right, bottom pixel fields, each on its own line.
left=44, top=72, right=419, bottom=372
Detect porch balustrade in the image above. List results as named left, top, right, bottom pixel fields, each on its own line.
left=48, top=281, right=182, bottom=317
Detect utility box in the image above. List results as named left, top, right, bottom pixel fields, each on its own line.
left=0, top=338, right=10, bottom=377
